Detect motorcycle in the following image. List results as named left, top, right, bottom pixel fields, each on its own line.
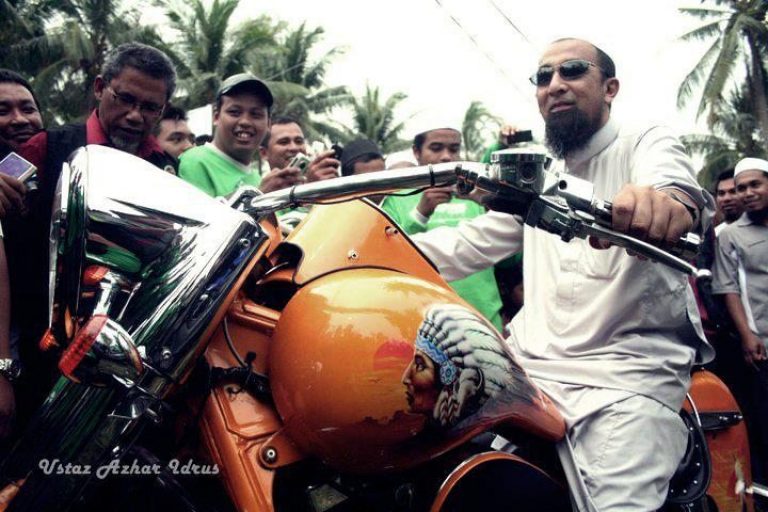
left=0, top=144, right=754, bottom=511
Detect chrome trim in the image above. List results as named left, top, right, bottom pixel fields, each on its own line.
left=50, top=146, right=265, bottom=382
left=242, top=161, right=487, bottom=215
left=68, top=316, right=144, bottom=386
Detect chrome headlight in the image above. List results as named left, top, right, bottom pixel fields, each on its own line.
left=48, top=145, right=262, bottom=380
left=48, top=151, right=87, bottom=340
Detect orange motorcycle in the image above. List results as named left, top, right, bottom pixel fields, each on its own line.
left=0, top=145, right=754, bottom=511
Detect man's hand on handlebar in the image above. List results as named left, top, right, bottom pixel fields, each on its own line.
left=592, top=185, right=695, bottom=251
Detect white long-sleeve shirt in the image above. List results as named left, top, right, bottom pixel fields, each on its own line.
left=413, top=118, right=714, bottom=413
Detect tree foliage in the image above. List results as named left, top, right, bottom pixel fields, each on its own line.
left=1, top=0, right=163, bottom=122
left=683, top=77, right=768, bottom=189
left=678, top=0, right=768, bottom=147
left=250, top=22, right=352, bottom=143
left=337, top=85, right=410, bottom=153
left=154, top=0, right=282, bottom=108
left=0, top=0, right=415, bottom=150
left=461, top=101, right=501, bottom=161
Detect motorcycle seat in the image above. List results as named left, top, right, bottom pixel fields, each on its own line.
left=665, top=408, right=711, bottom=505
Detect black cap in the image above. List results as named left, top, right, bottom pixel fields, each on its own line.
left=217, top=73, right=273, bottom=107
left=340, top=139, right=383, bottom=169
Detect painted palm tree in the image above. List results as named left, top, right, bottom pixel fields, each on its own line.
left=461, top=100, right=501, bottom=161
left=252, top=22, right=351, bottom=142
left=678, top=0, right=768, bottom=141
left=339, top=85, right=410, bottom=153
left=154, top=0, right=281, bottom=109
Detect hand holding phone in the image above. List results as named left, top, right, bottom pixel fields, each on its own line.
left=331, top=143, right=343, bottom=161
left=501, top=129, right=533, bottom=146
left=0, top=153, right=32, bottom=217
left=287, top=153, right=312, bottom=175
left=0, top=152, right=37, bottom=182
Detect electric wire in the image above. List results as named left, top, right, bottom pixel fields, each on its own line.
left=432, top=0, right=528, bottom=100
left=487, top=0, right=533, bottom=46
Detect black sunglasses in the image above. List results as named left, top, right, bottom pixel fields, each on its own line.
left=529, top=59, right=604, bottom=87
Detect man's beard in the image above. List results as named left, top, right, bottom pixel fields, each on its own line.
left=544, top=108, right=600, bottom=159
left=110, top=133, right=141, bottom=154
left=723, top=210, right=742, bottom=223
left=747, top=208, right=768, bottom=224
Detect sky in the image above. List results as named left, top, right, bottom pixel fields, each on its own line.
left=188, top=0, right=714, bottom=143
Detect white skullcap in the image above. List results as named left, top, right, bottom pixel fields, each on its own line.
left=735, top=157, right=768, bottom=177
left=408, top=111, right=462, bottom=140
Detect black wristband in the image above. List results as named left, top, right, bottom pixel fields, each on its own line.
left=666, top=191, right=699, bottom=226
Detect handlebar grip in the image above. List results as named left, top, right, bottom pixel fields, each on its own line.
left=598, top=200, right=700, bottom=260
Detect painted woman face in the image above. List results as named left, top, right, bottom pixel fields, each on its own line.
left=402, top=350, right=439, bottom=414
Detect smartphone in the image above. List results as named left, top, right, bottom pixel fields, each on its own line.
left=0, top=152, right=37, bottom=182
left=505, top=130, right=533, bottom=145
left=288, top=153, right=312, bottom=175
left=331, top=143, right=343, bottom=160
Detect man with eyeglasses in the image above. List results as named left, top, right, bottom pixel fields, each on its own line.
left=412, top=38, right=714, bottom=510
left=8, top=42, right=178, bottom=429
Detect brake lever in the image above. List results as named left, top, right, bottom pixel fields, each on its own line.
left=525, top=197, right=712, bottom=281
left=570, top=211, right=711, bottom=280
left=553, top=174, right=700, bottom=261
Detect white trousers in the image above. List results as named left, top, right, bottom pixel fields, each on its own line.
left=556, top=393, right=688, bottom=512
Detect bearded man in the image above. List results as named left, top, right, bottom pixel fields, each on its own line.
left=411, top=38, right=714, bottom=511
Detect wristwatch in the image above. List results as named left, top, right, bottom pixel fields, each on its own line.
left=0, top=359, right=21, bottom=382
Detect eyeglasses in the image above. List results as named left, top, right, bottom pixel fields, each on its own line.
left=105, top=86, right=165, bottom=116
left=529, top=59, right=605, bottom=87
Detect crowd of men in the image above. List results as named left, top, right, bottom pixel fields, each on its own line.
left=0, top=38, right=766, bottom=511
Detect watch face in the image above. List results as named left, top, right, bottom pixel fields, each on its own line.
left=0, top=359, right=20, bottom=380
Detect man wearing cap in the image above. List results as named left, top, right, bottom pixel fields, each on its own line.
left=340, top=138, right=385, bottom=177
left=179, top=73, right=301, bottom=197
left=338, top=138, right=387, bottom=204
left=381, top=126, right=506, bottom=331
left=712, top=156, right=768, bottom=485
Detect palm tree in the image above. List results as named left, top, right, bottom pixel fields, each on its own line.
left=683, top=78, right=768, bottom=188
left=154, top=0, right=282, bottom=109
left=1, top=0, right=162, bottom=122
left=338, top=85, right=410, bottom=153
left=678, top=0, right=768, bottom=141
left=252, top=22, right=351, bottom=142
left=461, top=101, right=501, bottom=161
left=0, top=0, right=57, bottom=73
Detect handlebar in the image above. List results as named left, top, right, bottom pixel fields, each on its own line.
left=235, top=157, right=710, bottom=281
left=242, top=161, right=471, bottom=213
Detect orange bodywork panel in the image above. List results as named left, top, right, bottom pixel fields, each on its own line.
left=200, top=297, right=287, bottom=512
left=283, top=201, right=449, bottom=287
left=685, top=369, right=754, bottom=512
left=199, top=202, right=566, bottom=506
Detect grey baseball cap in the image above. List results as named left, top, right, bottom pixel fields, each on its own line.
left=217, top=73, right=274, bottom=107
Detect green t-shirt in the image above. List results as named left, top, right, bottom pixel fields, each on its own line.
left=381, top=192, right=504, bottom=330
left=178, top=144, right=262, bottom=198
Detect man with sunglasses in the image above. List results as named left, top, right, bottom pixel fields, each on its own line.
left=412, top=38, right=714, bottom=511
left=7, top=42, right=178, bottom=429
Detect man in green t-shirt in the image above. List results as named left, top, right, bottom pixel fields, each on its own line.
left=179, top=73, right=303, bottom=197
left=381, top=126, right=505, bottom=331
